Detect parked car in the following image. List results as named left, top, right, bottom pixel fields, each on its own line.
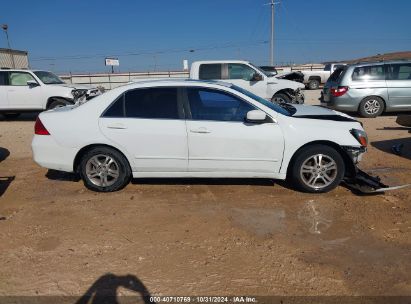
left=321, top=60, right=411, bottom=118
left=32, top=79, right=368, bottom=193
left=0, top=69, right=101, bottom=118
left=260, top=66, right=304, bottom=83
left=190, top=60, right=305, bottom=104
left=301, top=63, right=347, bottom=90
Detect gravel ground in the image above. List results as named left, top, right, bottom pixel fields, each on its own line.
left=0, top=90, right=410, bottom=298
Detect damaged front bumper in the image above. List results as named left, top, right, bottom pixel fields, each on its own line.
left=291, top=88, right=305, bottom=104
left=342, top=146, right=410, bottom=193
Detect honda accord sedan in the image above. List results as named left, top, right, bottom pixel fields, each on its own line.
left=32, top=79, right=368, bottom=193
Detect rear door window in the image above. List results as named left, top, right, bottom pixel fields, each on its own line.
left=352, top=65, right=385, bottom=81
left=124, top=87, right=180, bottom=119
left=386, top=63, right=411, bottom=80
left=199, top=64, right=222, bottom=80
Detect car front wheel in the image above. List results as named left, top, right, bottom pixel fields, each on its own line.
left=289, top=144, right=345, bottom=193
left=79, top=147, right=131, bottom=192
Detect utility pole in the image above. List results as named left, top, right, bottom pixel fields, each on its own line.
left=1, top=24, right=16, bottom=68
left=268, top=0, right=279, bottom=66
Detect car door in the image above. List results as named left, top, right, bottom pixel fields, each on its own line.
left=99, top=87, right=188, bottom=173
left=7, top=71, right=44, bottom=109
left=185, top=87, right=284, bottom=175
left=226, top=63, right=268, bottom=98
left=0, top=71, right=8, bottom=109
left=385, top=63, right=411, bottom=110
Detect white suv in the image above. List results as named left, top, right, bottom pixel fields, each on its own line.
left=0, top=69, right=101, bottom=118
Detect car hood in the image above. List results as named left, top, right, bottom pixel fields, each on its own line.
left=291, top=104, right=359, bottom=122
left=48, top=83, right=96, bottom=90
left=267, top=78, right=305, bottom=89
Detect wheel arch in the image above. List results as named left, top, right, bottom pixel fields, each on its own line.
left=73, top=143, right=132, bottom=173
left=286, top=140, right=356, bottom=178
left=273, top=88, right=295, bottom=98
left=46, top=97, right=74, bottom=109
left=308, top=76, right=321, bottom=82
left=357, top=95, right=387, bottom=112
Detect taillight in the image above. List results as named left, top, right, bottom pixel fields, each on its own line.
left=34, top=118, right=50, bottom=135
left=331, top=86, right=349, bottom=97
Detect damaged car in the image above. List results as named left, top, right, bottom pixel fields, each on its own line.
left=0, top=69, right=101, bottom=118
left=32, top=79, right=391, bottom=193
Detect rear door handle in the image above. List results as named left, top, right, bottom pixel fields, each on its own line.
left=190, top=127, right=211, bottom=134
left=107, top=123, right=127, bottom=129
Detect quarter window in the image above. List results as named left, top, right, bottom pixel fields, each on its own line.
left=199, top=64, right=222, bottom=80
left=187, top=88, right=256, bottom=122
left=352, top=65, right=385, bottom=81
left=0, top=72, right=8, bottom=86
left=124, top=88, right=179, bottom=119
left=386, top=63, right=411, bottom=80
left=228, top=64, right=257, bottom=81
left=9, top=72, right=36, bottom=86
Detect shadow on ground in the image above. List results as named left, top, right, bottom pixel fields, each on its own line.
left=372, top=137, right=411, bottom=161
left=46, top=169, right=81, bottom=182
left=132, top=177, right=276, bottom=187
left=75, top=273, right=154, bottom=304
left=0, top=112, right=40, bottom=121
left=0, top=147, right=14, bottom=197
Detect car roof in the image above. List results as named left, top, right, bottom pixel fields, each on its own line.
left=120, top=78, right=233, bottom=90
left=192, top=60, right=250, bottom=64
left=350, top=59, right=411, bottom=67
left=0, top=68, right=51, bottom=73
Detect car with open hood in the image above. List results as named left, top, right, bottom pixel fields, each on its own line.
left=32, top=79, right=369, bottom=193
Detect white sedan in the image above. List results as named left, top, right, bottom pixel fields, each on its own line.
left=32, top=79, right=368, bottom=193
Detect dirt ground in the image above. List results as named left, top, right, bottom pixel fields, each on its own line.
left=0, top=90, right=410, bottom=298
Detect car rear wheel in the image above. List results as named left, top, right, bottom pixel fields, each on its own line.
left=272, top=93, right=291, bottom=104
left=79, top=147, right=131, bottom=192
left=289, top=144, right=345, bottom=193
left=307, top=79, right=320, bottom=90
left=358, top=96, right=384, bottom=118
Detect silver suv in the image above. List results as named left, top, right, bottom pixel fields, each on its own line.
left=321, top=60, right=411, bottom=118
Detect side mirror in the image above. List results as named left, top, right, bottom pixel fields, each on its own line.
left=251, top=73, right=263, bottom=82
left=245, top=110, right=270, bottom=124
left=27, top=80, right=39, bottom=88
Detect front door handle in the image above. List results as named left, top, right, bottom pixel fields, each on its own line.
left=107, top=123, right=127, bottom=129
left=190, top=127, right=211, bottom=134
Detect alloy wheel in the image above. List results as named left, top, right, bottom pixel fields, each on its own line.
left=300, top=154, right=338, bottom=190
left=85, top=154, right=120, bottom=187
left=364, top=99, right=381, bottom=115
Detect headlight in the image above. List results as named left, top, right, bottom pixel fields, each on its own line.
left=350, top=129, right=368, bottom=147
left=71, top=89, right=88, bottom=98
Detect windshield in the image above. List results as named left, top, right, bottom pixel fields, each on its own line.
left=249, top=63, right=273, bottom=78
left=230, top=84, right=293, bottom=116
left=34, top=71, right=65, bottom=84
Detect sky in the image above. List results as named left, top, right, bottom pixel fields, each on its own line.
left=1, top=0, right=411, bottom=74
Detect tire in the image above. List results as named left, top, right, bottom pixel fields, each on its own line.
left=358, top=96, right=384, bottom=118
left=48, top=98, right=71, bottom=109
left=307, top=79, right=320, bottom=90
left=288, top=144, right=345, bottom=193
left=79, top=147, right=131, bottom=192
left=2, top=113, right=21, bottom=119
left=272, top=93, right=291, bottom=104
